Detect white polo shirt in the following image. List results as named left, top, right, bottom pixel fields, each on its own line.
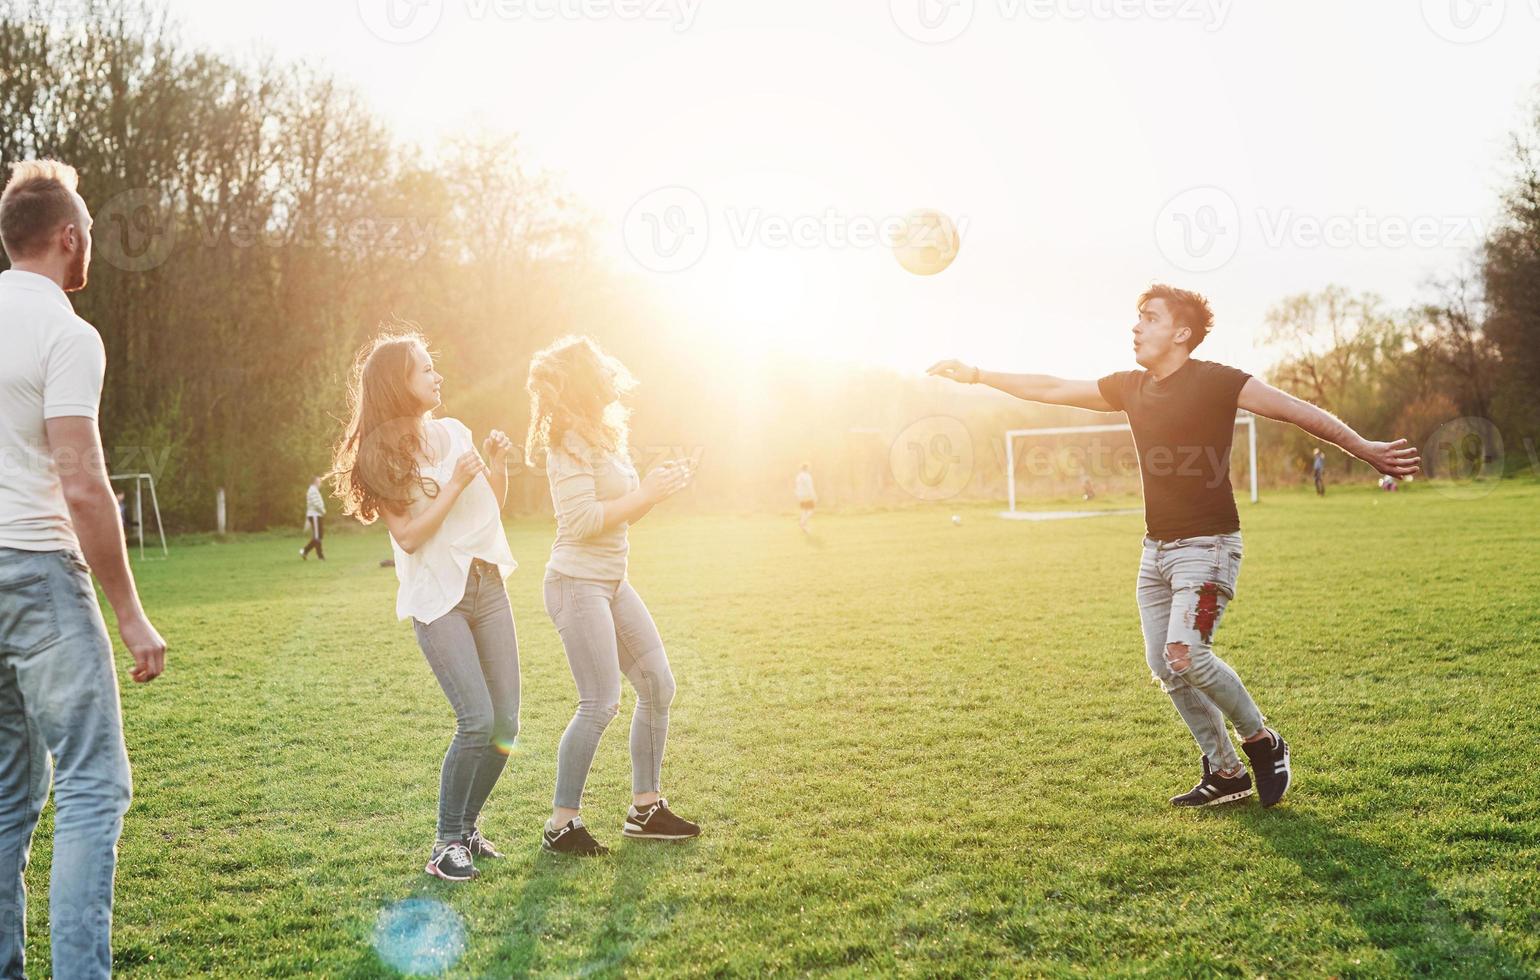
left=0, top=269, right=106, bottom=552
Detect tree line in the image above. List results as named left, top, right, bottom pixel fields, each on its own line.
left=2, top=1, right=1535, bottom=531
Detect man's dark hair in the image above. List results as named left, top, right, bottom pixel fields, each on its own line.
left=1139, top=283, right=1215, bottom=351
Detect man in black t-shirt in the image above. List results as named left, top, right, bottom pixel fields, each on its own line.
left=928, top=284, right=1419, bottom=808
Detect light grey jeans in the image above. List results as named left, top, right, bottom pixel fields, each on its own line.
left=1, top=548, right=132, bottom=980
left=1136, top=533, right=1265, bottom=773
left=412, top=560, right=521, bottom=844
left=542, top=571, right=675, bottom=811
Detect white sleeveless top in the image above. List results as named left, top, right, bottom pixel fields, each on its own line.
left=390, top=417, right=517, bottom=622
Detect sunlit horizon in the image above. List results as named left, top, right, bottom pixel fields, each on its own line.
left=155, top=0, right=1539, bottom=379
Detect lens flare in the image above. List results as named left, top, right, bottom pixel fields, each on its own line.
left=372, top=899, right=466, bottom=976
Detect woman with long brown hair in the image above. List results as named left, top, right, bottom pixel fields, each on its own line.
left=332, top=328, right=519, bottom=881
left=526, top=336, right=699, bottom=856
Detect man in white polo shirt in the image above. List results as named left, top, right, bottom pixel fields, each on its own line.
left=0, top=160, right=168, bottom=980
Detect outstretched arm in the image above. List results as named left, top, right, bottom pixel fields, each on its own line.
left=927, top=360, right=1115, bottom=412
left=1238, top=378, right=1420, bottom=477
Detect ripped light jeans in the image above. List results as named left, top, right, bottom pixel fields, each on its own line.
left=1136, top=533, right=1265, bottom=773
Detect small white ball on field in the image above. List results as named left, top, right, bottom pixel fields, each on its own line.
left=951, top=515, right=962, bottom=525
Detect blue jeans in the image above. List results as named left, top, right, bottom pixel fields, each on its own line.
left=1136, top=533, right=1265, bottom=773
left=412, top=560, right=521, bottom=844
left=0, top=548, right=132, bottom=980
left=543, top=572, right=675, bottom=811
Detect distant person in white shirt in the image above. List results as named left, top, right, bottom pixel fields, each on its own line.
left=301, top=475, right=326, bottom=560
left=794, top=462, right=817, bottom=533
left=0, top=159, right=167, bottom=980
left=332, top=329, right=519, bottom=883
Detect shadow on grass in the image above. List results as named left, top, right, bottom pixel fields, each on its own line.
left=488, top=837, right=695, bottom=976
left=1240, top=808, right=1530, bottom=978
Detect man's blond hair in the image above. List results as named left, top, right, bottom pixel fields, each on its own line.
left=0, top=159, right=83, bottom=260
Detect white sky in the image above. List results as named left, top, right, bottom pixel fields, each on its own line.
left=160, top=0, right=1540, bottom=379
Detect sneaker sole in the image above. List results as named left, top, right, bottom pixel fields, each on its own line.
left=1261, top=744, right=1291, bottom=808
left=423, top=862, right=476, bottom=882
left=621, top=825, right=700, bottom=840
left=1171, top=787, right=1254, bottom=807
left=541, top=839, right=609, bottom=857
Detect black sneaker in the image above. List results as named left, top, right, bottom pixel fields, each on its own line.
left=466, top=828, right=504, bottom=860
left=542, top=817, right=609, bottom=857
left=622, top=799, right=701, bottom=840
left=424, top=841, right=477, bottom=882
left=1169, top=757, right=1253, bottom=807
left=1242, top=728, right=1292, bottom=807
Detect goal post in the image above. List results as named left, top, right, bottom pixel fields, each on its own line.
left=109, top=472, right=169, bottom=559
left=1004, top=412, right=1258, bottom=514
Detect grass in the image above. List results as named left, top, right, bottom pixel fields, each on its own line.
left=20, top=480, right=1540, bottom=977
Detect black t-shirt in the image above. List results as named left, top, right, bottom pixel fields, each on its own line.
left=1097, top=359, right=1252, bottom=540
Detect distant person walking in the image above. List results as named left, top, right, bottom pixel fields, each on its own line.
left=794, top=463, right=817, bottom=532
left=301, top=475, right=326, bottom=560
left=526, top=335, right=700, bottom=856
left=1312, top=448, right=1326, bottom=497
left=333, top=329, right=520, bottom=883
left=0, top=159, right=168, bottom=980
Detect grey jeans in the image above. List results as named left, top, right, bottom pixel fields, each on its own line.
left=412, top=560, right=521, bottom=843
left=1136, top=533, right=1265, bottom=773
left=543, top=571, right=676, bottom=811
left=0, top=548, right=132, bottom=980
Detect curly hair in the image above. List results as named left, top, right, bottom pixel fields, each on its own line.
left=330, top=328, right=440, bottom=524
left=524, top=335, right=636, bottom=467
left=1139, top=283, right=1215, bottom=351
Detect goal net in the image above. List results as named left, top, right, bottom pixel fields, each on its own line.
left=109, top=472, right=169, bottom=559
left=1002, top=412, right=1258, bottom=517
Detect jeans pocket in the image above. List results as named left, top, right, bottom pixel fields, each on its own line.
left=543, top=574, right=565, bottom=620
left=1216, top=545, right=1242, bottom=597
left=0, top=568, right=60, bottom=653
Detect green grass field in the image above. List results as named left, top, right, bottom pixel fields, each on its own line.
left=21, top=481, right=1540, bottom=977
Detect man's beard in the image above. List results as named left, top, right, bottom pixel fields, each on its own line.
left=63, top=249, right=88, bottom=292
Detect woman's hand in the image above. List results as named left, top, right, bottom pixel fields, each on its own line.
left=642, top=461, right=692, bottom=504
left=483, top=429, right=514, bottom=467
left=448, top=450, right=490, bottom=491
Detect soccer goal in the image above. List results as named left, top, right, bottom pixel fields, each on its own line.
left=1003, top=412, right=1258, bottom=517
left=109, top=472, right=169, bottom=559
